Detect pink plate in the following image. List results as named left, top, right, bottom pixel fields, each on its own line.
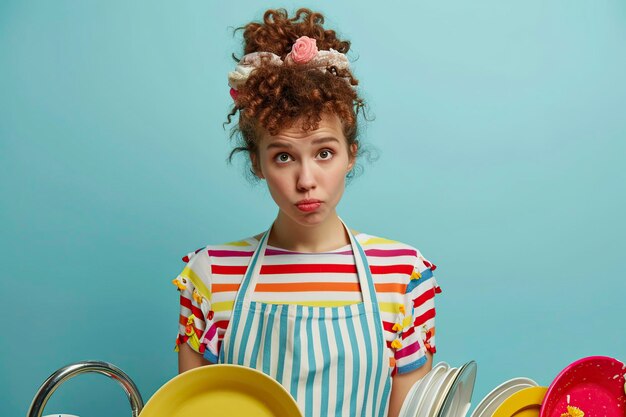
left=540, top=356, right=626, bottom=417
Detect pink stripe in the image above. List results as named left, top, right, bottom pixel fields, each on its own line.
left=395, top=340, right=422, bottom=359
left=208, top=248, right=417, bottom=257
left=265, top=248, right=418, bottom=256
left=264, top=248, right=344, bottom=255
left=364, top=249, right=417, bottom=257
left=203, top=323, right=219, bottom=343
left=265, top=248, right=352, bottom=255
left=208, top=249, right=255, bottom=257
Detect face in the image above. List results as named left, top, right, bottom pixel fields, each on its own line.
left=251, top=113, right=357, bottom=227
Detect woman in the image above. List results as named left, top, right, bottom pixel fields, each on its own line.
left=172, top=8, right=441, bottom=417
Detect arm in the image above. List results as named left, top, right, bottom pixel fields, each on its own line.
left=387, top=248, right=440, bottom=416
left=173, top=249, right=215, bottom=374
left=387, top=351, right=433, bottom=417
left=178, top=342, right=212, bottom=374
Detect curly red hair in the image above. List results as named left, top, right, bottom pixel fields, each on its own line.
left=224, top=8, right=370, bottom=180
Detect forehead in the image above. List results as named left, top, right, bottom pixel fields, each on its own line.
left=259, top=113, right=346, bottom=148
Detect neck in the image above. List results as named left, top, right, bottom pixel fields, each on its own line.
left=267, top=210, right=350, bottom=253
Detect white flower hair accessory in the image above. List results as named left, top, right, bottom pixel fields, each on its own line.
left=228, top=35, right=352, bottom=101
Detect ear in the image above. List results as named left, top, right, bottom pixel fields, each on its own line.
left=250, top=152, right=265, bottom=179
left=347, top=143, right=358, bottom=171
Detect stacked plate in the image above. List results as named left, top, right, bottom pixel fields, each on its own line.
left=468, top=377, right=539, bottom=417
left=399, top=360, right=477, bottom=417
left=493, top=386, right=548, bottom=417
left=468, top=355, right=625, bottom=417
left=400, top=355, right=625, bottom=417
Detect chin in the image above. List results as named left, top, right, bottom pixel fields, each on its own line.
left=287, top=207, right=330, bottom=227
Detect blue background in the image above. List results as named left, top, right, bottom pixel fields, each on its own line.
left=1, top=1, right=625, bottom=416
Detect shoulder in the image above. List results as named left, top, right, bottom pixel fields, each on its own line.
left=356, top=231, right=419, bottom=257
left=176, top=234, right=259, bottom=294
left=180, top=234, right=261, bottom=264
left=356, top=231, right=436, bottom=274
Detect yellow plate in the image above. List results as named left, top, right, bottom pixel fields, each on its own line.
left=139, top=364, right=303, bottom=417
left=492, top=386, right=548, bottom=417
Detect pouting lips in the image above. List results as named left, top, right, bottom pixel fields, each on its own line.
left=296, top=202, right=322, bottom=212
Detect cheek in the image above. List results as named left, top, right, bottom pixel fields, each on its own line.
left=265, top=173, right=290, bottom=198
left=328, top=167, right=347, bottom=193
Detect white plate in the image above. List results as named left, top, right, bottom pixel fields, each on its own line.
left=414, top=363, right=450, bottom=417
left=437, top=361, right=478, bottom=417
left=417, top=366, right=456, bottom=417
left=428, top=367, right=461, bottom=417
left=477, top=383, right=536, bottom=417
left=399, top=377, right=425, bottom=417
left=469, top=377, right=537, bottom=417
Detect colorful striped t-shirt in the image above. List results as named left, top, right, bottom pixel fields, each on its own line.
left=173, top=232, right=441, bottom=376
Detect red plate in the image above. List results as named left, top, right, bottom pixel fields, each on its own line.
left=540, top=356, right=626, bottom=417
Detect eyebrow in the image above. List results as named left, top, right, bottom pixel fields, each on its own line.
left=266, top=137, right=340, bottom=150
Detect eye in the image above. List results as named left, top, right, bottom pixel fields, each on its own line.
left=317, top=149, right=334, bottom=160
left=274, top=152, right=293, bottom=164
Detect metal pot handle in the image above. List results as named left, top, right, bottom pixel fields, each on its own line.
left=26, top=360, right=144, bottom=417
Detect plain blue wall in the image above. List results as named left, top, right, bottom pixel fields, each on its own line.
left=1, top=1, right=625, bottom=416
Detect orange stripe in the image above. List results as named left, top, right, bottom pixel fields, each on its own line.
left=375, top=283, right=406, bottom=293
left=212, top=282, right=406, bottom=293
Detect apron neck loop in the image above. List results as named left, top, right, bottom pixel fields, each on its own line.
left=234, top=216, right=378, bottom=311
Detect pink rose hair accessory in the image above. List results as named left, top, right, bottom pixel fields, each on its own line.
left=284, top=36, right=318, bottom=64
left=227, top=36, right=353, bottom=100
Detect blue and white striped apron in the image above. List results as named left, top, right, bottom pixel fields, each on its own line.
left=218, top=218, right=393, bottom=417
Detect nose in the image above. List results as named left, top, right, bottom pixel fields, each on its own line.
left=296, top=160, right=316, bottom=191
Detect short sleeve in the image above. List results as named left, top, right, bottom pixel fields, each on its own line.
left=394, top=250, right=441, bottom=375
left=172, top=247, right=219, bottom=362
